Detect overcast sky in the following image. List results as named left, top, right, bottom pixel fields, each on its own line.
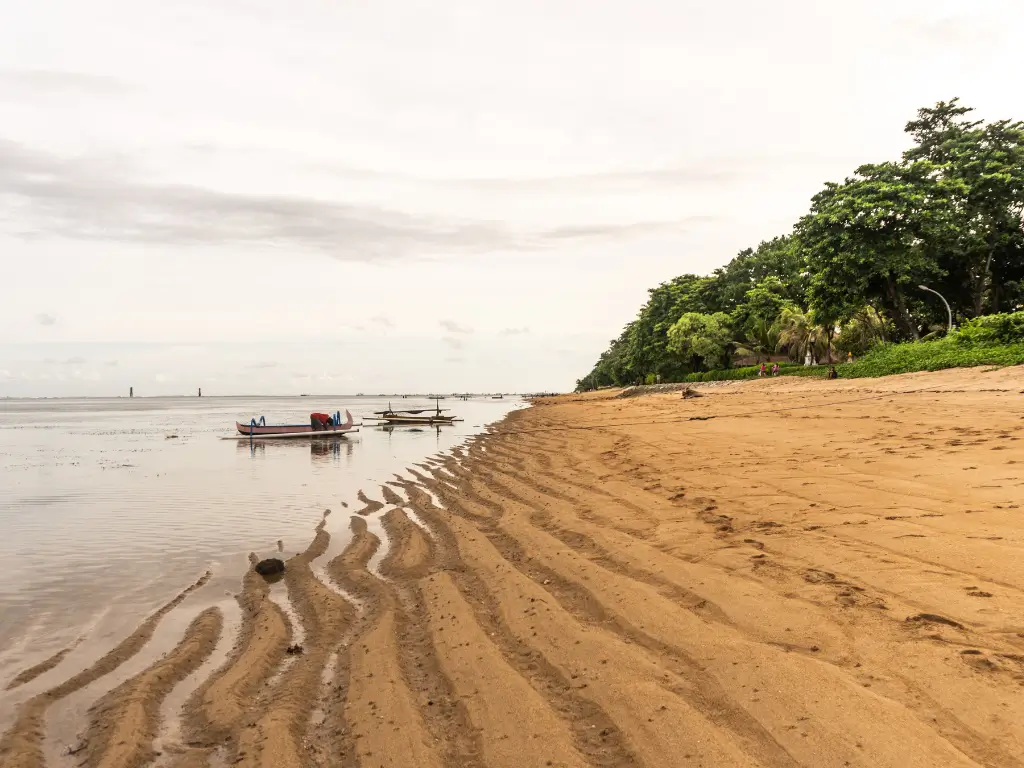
left=0, top=0, right=1018, bottom=396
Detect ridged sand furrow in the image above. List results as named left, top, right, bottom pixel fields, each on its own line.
left=4, top=639, right=83, bottom=692
left=414, top=482, right=798, bottom=767
left=82, top=607, right=223, bottom=768
left=464, top=464, right=738, bottom=628
left=235, top=520, right=355, bottom=768
left=177, top=569, right=289, bottom=762
left=397, top=485, right=647, bottom=768
left=367, top=510, right=486, bottom=768
left=329, top=511, right=446, bottom=768
left=0, top=571, right=211, bottom=768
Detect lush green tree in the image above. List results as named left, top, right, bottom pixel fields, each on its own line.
left=666, top=312, right=733, bottom=371
left=798, top=160, right=963, bottom=340
left=576, top=326, right=635, bottom=390
left=709, top=236, right=808, bottom=311
left=905, top=99, right=1024, bottom=316
left=617, top=274, right=723, bottom=382
left=733, top=276, right=793, bottom=332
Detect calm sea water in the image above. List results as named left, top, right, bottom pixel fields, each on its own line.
left=0, top=395, right=522, bottom=685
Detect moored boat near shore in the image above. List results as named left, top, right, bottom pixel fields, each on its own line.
left=364, top=400, right=461, bottom=426
left=234, top=409, right=355, bottom=436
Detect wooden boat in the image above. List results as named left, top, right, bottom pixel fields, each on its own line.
left=365, top=401, right=461, bottom=426
left=235, top=410, right=355, bottom=436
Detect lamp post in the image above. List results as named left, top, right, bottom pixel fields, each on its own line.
left=918, top=285, right=952, bottom=332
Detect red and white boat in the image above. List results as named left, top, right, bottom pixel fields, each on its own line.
left=234, top=410, right=356, bottom=438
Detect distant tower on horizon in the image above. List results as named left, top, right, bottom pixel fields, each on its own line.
left=130, top=386, right=133, bottom=398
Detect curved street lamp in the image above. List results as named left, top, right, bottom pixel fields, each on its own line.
left=918, top=285, right=952, bottom=332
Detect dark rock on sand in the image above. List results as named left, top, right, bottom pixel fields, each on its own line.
left=255, top=558, right=285, bottom=577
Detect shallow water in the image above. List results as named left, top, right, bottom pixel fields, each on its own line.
left=0, top=395, right=522, bottom=693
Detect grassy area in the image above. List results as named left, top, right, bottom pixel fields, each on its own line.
left=683, top=337, right=1024, bottom=382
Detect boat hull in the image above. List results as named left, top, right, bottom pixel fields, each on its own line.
left=370, top=416, right=457, bottom=425
left=236, top=410, right=354, bottom=436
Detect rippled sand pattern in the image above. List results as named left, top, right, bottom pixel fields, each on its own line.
left=0, top=396, right=521, bottom=741
left=3, top=370, right=1024, bottom=767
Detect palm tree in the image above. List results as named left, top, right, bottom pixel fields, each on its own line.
left=777, top=308, right=833, bottom=364
left=734, top=317, right=782, bottom=363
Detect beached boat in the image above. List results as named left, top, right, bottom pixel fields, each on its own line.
left=234, top=410, right=355, bottom=437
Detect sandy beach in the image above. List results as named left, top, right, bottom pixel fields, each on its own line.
left=3, top=367, right=1024, bottom=768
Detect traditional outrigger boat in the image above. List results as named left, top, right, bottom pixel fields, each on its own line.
left=232, top=410, right=356, bottom=438
left=365, top=402, right=461, bottom=426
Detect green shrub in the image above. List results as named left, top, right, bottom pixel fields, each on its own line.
left=834, top=337, right=1024, bottom=378
left=682, top=362, right=808, bottom=382
left=953, top=312, right=1024, bottom=345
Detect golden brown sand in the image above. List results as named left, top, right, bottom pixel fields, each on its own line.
left=3, top=366, right=1024, bottom=768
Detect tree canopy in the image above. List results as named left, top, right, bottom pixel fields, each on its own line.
left=576, top=99, right=1024, bottom=391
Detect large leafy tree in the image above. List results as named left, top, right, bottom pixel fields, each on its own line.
left=576, top=326, right=635, bottom=390
left=623, top=274, right=719, bottom=381
left=733, top=277, right=793, bottom=332
left=905, top=99, right=1024, bottom=315
left=798, top=160, right=963, bottom=340
left=666, top=312, right=733, bottom=371
left=710, top=236, right=808, bottom=311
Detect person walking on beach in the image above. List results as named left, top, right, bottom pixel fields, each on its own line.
left=771, top=363, right=779, bottom=376
left=827, top=366, right=838, bottom=380
left=759, top=363, right=767, bottom=377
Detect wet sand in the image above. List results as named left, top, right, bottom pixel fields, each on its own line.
left=3, top=367, right=1024, bottom=767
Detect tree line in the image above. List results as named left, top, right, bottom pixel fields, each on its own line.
left=577, top=100, right=1024, bottom=391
